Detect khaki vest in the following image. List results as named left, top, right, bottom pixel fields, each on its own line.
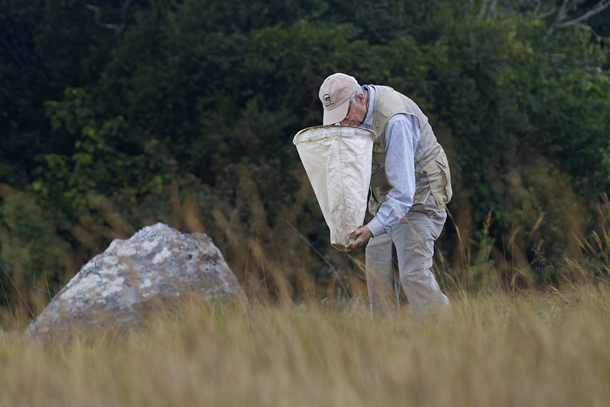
left=368, top=85, right=452, bottom=215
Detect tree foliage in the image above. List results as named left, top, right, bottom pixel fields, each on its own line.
left=1, top=0, right=609, bottom=306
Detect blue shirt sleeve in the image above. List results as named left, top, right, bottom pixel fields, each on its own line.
left=366, top=114, right=420, bottom=237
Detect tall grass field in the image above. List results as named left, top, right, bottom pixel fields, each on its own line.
left=2, top=180, right=610, bottom=406
left=1, top=286, right=609, bottom=407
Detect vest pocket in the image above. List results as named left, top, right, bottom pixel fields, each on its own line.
left=422, top=150, right=453, bottom=207
left=368, top=184, right=392, bottom=215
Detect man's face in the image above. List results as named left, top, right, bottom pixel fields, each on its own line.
left=339, top=92, right=367, bottom=126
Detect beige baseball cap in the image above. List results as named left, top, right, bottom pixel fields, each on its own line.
left=318, top=73, right=359, bottom=125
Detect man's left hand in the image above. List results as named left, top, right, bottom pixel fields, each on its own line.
left=348, top=226, right=373, bottom=250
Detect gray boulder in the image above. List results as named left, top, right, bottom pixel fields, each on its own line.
left=25, top=223, right=245, bottom=343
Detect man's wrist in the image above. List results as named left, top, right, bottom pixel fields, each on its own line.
left=366, top=218, right=385, bottom=238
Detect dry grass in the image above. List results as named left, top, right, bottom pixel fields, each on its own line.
left=2, top=177, right=610, bottom=406
left=1, top=286, right=610, bottom=407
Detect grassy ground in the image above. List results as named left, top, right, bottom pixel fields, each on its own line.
left=1, top=286, right=610, bottom=407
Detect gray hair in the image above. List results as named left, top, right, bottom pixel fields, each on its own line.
left=348, top=85, right=364, bottom=103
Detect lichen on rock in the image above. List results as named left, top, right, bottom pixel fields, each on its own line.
left=24, top=223, right=245, bottom=343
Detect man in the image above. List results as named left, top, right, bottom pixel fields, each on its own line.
left=318, top=73, right=452, bottom=314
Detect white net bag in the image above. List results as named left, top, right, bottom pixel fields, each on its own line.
left=293, top=125, right=375, bottom=252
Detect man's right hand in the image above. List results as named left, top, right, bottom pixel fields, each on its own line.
left=347, top=226, right=373, bottom=250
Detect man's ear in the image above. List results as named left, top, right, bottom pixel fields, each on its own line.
left=357, top=93, right=366, bottom=105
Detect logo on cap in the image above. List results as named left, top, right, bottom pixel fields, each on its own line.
left=323, top=94, right=332, bottom=107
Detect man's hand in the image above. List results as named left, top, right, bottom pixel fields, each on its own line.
left=348, top=226, right=373, bottom=250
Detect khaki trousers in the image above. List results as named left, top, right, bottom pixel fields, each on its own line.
left=365, top=194, right=450, bottom=315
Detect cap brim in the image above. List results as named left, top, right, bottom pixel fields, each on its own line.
left=322, top=99, right=350, bottom=125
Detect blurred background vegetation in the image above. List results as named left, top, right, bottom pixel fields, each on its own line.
left=1, top=0, right=609, bottom=313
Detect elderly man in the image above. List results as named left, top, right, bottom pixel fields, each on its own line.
left=319, top=73, right=452, bottom=314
